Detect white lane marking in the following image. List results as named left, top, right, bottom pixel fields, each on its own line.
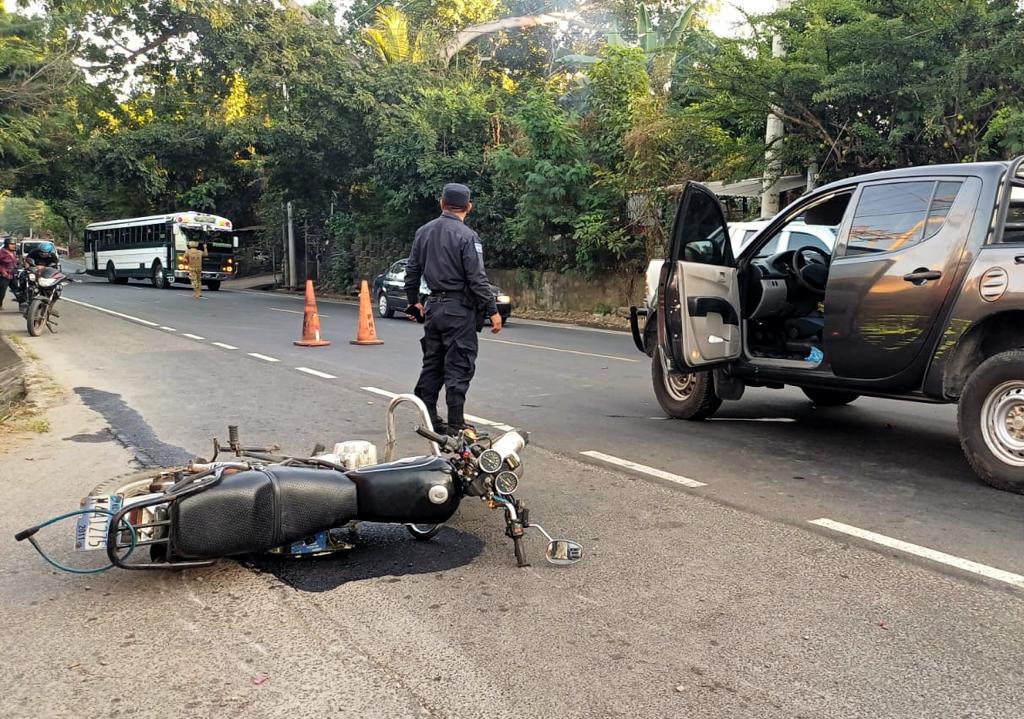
left=465, top=414, right=515, bottom=432
left=360, top=387, right=515, bottom=431
left=182, top=333, right=205, bottom=340
left=809, top=519, right=1024, bottom=590
left=296, top=367, right=337, bottom=379
left=270, top=306, right=330, bottom=318
left=160, top=326, right=177, bottom=332
left=63, top=298, right=159, bottom=327
left=711, top=417, right=798, bottom=423
left=580, top=450, right=706, bottom=488
left=481, top=337, right=638, bottom=363
left=248, top=352, right=280, bottom=363
left=211, top=342, right=238, bottom=350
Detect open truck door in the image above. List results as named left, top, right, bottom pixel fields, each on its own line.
left=657, top=182, right=742, bottom=372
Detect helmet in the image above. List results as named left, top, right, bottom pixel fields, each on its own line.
left=39, top=242, right=55, bottom=253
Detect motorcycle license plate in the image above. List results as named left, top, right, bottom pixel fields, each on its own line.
left=74, top=495, right=123, bottom=551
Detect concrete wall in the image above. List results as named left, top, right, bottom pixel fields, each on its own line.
left=487, top=268, right=644, bottom=314
left=0, top=335, right=25, bottom=412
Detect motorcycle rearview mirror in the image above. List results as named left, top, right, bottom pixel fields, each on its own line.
left=545, top=539, right=583, bottom=566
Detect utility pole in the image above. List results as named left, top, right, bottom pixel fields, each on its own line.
left=281, top=81, right=298, bottom=288
left=760, top=0, right=791, bottom=218
left=286, top=201, right=297, bottom=289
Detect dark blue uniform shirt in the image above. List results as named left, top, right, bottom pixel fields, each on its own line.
left=404, top=212, right=498, bottom=316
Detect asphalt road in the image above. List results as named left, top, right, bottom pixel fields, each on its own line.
left=2, top=265, right=1023, bottom=718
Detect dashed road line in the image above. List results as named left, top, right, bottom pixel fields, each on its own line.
left=481, top=337, right=638, bottom=363
left=248, top=352, right=280, bottom=363
left=211, top=342, right=238, bottom=350
left=360, top=387, right=515, bottom=431
left=296, top=367, right=337, bottom=379
left=712, top=417, right=797, bottom=423
left=809, top=518, right=1024, bottom=590
left=580, top=450, right=706, bottom=488
left=160, top=326, right=177, bottom=332
left=63, top=298, right=159, bottom=327
left=182, top=333, right=205, bottom=340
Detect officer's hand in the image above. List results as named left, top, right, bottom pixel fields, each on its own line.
left=490, top=313, right=502, bottom=334
left=408, top=303, right=424, bottom=321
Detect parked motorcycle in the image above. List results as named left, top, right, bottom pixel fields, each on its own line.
left=16, top=395, right=583, bottom=573
left=21, top=265, right=73, bottom=336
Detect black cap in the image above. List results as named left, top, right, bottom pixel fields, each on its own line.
left=442, top=183, right=471, bottom=208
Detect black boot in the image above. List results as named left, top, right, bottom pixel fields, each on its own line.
left=445, top=404, right=475, bottom=435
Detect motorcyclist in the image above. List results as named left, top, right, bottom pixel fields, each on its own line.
left=25, top=241, right=60, bottom=270
left=18, top=242, right=61, bottom=312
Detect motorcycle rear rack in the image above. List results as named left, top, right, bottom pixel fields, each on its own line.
left=105, top=468, right=228, bottom=570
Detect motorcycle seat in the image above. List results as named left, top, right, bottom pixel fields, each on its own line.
left=172, top=466, right=358, bottom=558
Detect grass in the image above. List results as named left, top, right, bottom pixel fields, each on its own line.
left=0, top=400, right=51, bottom=434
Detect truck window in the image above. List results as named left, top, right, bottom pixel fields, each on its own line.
left=847, top=180, right=961, bottom=255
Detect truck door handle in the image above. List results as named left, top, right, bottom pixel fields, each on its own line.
left=903, top=269, right=942, bottom=285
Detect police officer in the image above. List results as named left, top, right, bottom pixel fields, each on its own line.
left=185, top=240, right=208, bottom=298
left=405, top=183, right=502, bottom=433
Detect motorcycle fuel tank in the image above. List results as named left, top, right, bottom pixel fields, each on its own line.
left=346, top=455, right=460, bottom=524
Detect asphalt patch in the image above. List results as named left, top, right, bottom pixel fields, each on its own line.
left=74, top=386, right=193, bottom=468
left=244, top=524, right=484, bottom=593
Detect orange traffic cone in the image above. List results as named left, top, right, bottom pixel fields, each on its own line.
left=294, top=280, right=331, bottom=347
left=351, top=279, right=383, bottom=346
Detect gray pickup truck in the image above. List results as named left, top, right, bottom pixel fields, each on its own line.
left=631, top=156, right=1024, bottom=493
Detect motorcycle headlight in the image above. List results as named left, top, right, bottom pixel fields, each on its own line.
left=496, top=294, right=511, bottom=304
left=38, top=276, right=58, bottom=288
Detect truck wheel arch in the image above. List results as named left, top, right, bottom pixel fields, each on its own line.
left=943, top=311, right=1024, bottom=399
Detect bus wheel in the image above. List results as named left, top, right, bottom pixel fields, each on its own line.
left=151, top=261, right=169, bottom=289
left=205, top=280, right=221, bottom=291
left=106, top=263, right=116, bottom=284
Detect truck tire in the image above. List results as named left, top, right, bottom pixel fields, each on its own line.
left=205, top=280, right=221, bottom=291
left=652, top=354, right=720, bottom=420
left=801, top=388, right=860, bottom=406
left=958, top=349, right=1024, bottom=494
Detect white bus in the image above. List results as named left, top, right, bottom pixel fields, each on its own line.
left=84, top=211, right=238, bottom=290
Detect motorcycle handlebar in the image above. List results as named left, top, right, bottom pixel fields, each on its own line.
left=415, top=425, right=457, bottom=452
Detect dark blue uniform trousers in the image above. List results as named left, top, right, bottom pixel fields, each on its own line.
left=414, top=297, right=478, bottom=427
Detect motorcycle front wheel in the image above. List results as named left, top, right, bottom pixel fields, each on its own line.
left=26, top=298, right=47, bottom=336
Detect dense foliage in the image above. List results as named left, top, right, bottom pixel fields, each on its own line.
left=2, top=0, right=1023, bottom=284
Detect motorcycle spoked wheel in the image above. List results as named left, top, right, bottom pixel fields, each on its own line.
left=26, top=298, right=48, bottom=336
left=88, top=467, right=187, bottom=563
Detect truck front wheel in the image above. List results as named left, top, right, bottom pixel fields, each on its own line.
left=958, top=349, right=1024, bottom=494
left=651, top=354, right=721, bottom=420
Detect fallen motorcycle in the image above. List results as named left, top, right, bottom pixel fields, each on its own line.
left=22, top=265, right=74, bottom=336
left=16, top=394, right=583, bottom=573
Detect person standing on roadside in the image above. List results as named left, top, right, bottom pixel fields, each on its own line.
left=185, top=240, right=208, bottom=299
left=0, top=237, right=17, bottom=310
left=404, top=183, right=502, bottom=434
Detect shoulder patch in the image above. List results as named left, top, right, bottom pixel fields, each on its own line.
left=474, top=241, right=483, bottom=256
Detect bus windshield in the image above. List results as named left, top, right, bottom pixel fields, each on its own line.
left=182, top=227, right=234, bottom=248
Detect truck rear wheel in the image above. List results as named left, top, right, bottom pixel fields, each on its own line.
left=651, top=354, right=720, bottom=420
left=958, top=350, right=1024, bottom=494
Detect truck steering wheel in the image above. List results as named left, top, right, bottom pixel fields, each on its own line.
left=792, top=246, right=830, bottom=295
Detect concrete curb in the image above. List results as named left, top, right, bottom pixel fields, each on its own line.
left=0, top=333, right=26, bottom=415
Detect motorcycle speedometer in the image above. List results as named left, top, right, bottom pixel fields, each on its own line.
left=494, top=471, right=518, bottom=495
left=478, top=449, right=503, bottom=474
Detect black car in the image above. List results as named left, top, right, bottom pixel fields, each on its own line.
left=372, top=259, right=512, bottom=323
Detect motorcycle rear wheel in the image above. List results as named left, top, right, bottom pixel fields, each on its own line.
left=406, top=523, right=441, bottom=541
left=88, top=467, right=186, bottom=562
left=26, top=298, right=46, bottom=336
